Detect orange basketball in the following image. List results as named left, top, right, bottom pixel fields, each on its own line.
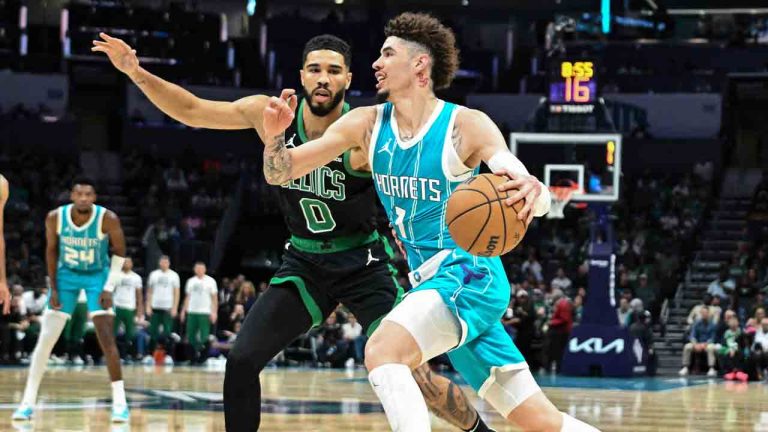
left=446, top=174, right=528, bottom=257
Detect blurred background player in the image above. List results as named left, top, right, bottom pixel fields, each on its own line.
left=145, top=255, right=180, bottom=364
left=180, top=261, right=218, bottom=364
left=12, top=177, right=130, bottom=423
left=113, top=257, right=143, bottom=361
left=94, top=32, right=496, bottom=432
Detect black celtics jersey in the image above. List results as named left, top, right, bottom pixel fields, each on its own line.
left=275, top=99, right=379, bottom=239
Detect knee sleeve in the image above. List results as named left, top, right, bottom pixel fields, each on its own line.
left=481, top=367, right=540, bottom=418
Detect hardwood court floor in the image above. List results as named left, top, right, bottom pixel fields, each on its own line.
left=1, top=364, right=767, bottom=431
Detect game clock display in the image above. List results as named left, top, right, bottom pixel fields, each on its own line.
left=549, top=60, right=597, bottom=114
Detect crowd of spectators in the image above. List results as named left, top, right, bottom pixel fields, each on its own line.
left=679, top=173, right=768, bottom=381
left=495, top=167, right=711, bottom=374
left=123, top=149, right=241, bottom=268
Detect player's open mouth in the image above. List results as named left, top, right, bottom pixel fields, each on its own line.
left=313, top=90, right=331, bottom=102
left=375, top=72, right=386, bottom=89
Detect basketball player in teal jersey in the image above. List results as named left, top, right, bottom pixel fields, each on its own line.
left=12, top=177, right=130, bottom=423
left=262, top=13, right=600, bottom=432
left=0, top=174, right=10, bottom=315
left=94, top=32, right=494, bottom=432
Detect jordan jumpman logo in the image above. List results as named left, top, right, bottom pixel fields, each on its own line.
left=460, top=264, right=485, bottom=284
left=366, top=249, right=380, bottom=266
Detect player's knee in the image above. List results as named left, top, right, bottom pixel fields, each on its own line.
left=226, top=342, right=267, bottom=376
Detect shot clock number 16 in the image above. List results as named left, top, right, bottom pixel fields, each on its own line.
left=560, top=61, right=594, bottom=103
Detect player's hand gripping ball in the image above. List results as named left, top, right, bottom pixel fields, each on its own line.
left=446, top=174, right=528, bottom=257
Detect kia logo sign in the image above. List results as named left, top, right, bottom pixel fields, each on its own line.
left=569, top=337, right=624, bottom=354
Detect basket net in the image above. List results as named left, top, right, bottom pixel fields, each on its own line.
left=547, top=185, right=579, bottom=219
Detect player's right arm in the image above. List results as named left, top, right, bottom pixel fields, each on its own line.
left=45, top=210, right=61, bottom=310
left=92, top=33, right=269, bottom=132
left=262, top=89, right=376, bottom=185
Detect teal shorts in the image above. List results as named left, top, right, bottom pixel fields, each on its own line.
left=409, top=249, right=527, bottom=391
left=49, top=267, right=110, bottom=316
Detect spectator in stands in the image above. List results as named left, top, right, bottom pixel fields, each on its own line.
left=617, top=297, right=631, bottom=327
left=719, top=315, right=747, bottom=382
left=634, top=273, right=659, bottom=319
left=142, top=218, right=179, bottom=257
left=544, top=289, right=573, bottom=374
left=679, top=306, right=718, bottom=377
left=735, top=275, right=758, bottom=321
left=628, top=305, right=655, bottom=375
left=237, top=281, right=257, bottom=314
left=341, top=313, right=365, bottom=366
left=521, top=251, right=543, bottom=283
left=751, top=317, right=768, bottom=380
left=550, top=268, right=572, bottom=295
left=686, top=294, right=721, bottom=331
left=164, top=163, right=188, bottom=192
left=316, top=312, right=345, bottom=368
left=708, top=266, right=735, bottom=302
left=510, top=289, right=536, bottom=363
left=573, top=295, right=584, bottom=324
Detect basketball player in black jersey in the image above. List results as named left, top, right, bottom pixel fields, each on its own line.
left=95, top=33, right=495, bottom=432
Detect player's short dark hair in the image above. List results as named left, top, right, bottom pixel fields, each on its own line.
left=384, top=12, right=460, bottom=90
left=194, top=261, right=207, bottom=267
left=71, top=175, right=97, bottom=192
left=159, top=255, right=170, bottom=261
left=302, top=34, right=352, bottom=69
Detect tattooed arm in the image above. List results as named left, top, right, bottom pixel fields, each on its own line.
left=262, top=90, right=377, bottom=185
left=412, top=364, right=480, bottom=430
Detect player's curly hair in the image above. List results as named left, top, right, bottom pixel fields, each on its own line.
left=384, top=12, right=460, bottom=90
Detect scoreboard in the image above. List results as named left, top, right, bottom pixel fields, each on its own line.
left=548, top=60, right=597, bottom=114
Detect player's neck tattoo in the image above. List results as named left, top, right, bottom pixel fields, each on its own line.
left=263, top=134, right=293, bottom=185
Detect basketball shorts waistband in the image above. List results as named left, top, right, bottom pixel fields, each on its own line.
left=408, top=249, right=452, bottom=288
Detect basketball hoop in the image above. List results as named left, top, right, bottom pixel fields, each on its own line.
left=547, top=185, right=579, bottom=219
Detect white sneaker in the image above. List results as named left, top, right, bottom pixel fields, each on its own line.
left=678, top=366, right=689, bottom=376
left=344, top=358, right=355, bottom=369
left=141, top=356, right=155, bottom=365
left=707, top=368, right=717, bottom=377
left=163, top=356, right=174, bottom=366
left=73, top=357, right=85, bottom=366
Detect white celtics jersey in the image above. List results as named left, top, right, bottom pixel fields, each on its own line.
left=185, top=275, right=217, bottom=314
left=113, top=271, right=142, bottom=310
left=149, top=269, right=180, bottom=310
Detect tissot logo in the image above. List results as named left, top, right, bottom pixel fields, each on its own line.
left=569, top=337, right=624, bottom=354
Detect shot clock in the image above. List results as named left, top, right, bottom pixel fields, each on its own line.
left=548, top=60, right=598, bottom=114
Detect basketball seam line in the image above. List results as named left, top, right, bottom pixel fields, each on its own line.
left=465, top=198, right=491, bottom=252
left=482, top=174, right=508, bottom=253
left=446, top=190, right=503, bottom=224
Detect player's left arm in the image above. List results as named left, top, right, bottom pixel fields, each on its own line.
left=455, top=109, right=551, bottom=223
left=0, top=175, right=9, bottom=314
left=100, top=210, right=127, bottom=309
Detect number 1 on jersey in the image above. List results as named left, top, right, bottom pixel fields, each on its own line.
left=394, top=206, right=407, bottom=239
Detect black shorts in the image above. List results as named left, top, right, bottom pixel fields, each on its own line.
left=270, top=234, right=404, bottom=336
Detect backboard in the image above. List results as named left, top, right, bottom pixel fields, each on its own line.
left=509, top=133, right=621, bottom=203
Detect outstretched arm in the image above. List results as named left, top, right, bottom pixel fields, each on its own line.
left=92, top=33, right=268, bottom=132
left=262, top=89, right=376, bottom=185
left=455, top=109, right=550, bottom=223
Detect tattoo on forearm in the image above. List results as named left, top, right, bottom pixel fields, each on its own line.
left=413, top=366, right=477, bottom=429
left=263, top=134, right=292, bottom=184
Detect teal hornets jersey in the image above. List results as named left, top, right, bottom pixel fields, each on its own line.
left=57, top=204, right=110, bottom=272
left=369, top=100, right=477, bottom=270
